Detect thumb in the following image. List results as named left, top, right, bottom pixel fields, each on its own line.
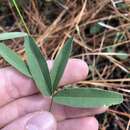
left=26, top=112, right=57, bottom=130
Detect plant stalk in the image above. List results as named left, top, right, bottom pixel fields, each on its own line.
left=49, top=96, right=54, bottom=112
left=11, top=0, right=30, bottom=35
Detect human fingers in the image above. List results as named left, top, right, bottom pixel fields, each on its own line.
left=57, top=117, right=99, bottom=130
left=1, top=112, right=98, bottom=130
left=2, top=111, right=57, bottom=130
left=0, top=94, right=107, bottom=128
left=0, top=59, right=88, bottom=107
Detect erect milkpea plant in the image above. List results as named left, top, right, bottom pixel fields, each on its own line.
left=0, top=32, right=123, bottom=109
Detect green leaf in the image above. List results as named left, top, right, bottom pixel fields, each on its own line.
left=114, top=32, right=125, bottom=43
left=0, top=32, right=27, bottom=41
left=54, top=87, right=123, bottom=108
left=116, top=51, right=128, bottom=60
left=0, top=43, right=31, bottom=77
left=106, top=47, right=113, bottom=53
left=24, top=36, right=52, bottom=96
left=116, top=2, right=128, bottom=9
left=50, top=37, right=73, bottom=92
left=106, top=47, right=128, bottom=60
left=90, top=23, right=104, bottom=35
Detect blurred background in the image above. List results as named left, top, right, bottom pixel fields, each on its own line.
left=0, top=0, right=130, bottom=129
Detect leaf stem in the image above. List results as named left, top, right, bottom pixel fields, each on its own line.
left=49, top=96, right=54, bottom=112
left=49, top=90, right=59, bottom=112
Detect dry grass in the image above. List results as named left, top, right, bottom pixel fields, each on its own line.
left=0, top=0, right=130, bottom=129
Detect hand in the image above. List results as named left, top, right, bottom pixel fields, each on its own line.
left=0, top=59, right=107, bottom=130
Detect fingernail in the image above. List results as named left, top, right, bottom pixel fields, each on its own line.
left=26, top=112, right=56, bottom=130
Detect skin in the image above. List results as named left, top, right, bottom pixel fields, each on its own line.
left=0, top=59, right=107, bottom=130
left=125, top=0, right=130, bottom=3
